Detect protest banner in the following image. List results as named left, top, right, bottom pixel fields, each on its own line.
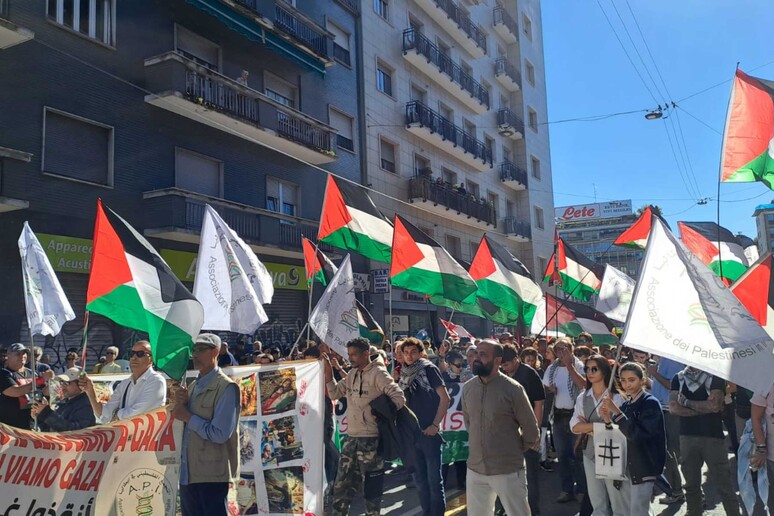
left=333, top=378, right=468, bottom=465
left=82, top=360, right=324, bottom=516
left=0, top=408, right=183, bottom=516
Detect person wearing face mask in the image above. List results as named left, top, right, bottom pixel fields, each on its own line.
left=441, top=350, right=467, bottom=490
left=601, top=362, right=666, bottom=516
left=668, top=366, right=740, bottom=516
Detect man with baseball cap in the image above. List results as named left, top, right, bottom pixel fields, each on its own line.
left=0, top=343, right=54, bottom=429
left=31, top=367, right=95, bottom=431
left=173, top=333, right=240, bottom=516
left=80, top=340, right=166, bottom=423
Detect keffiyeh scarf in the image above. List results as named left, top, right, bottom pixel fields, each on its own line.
left=399, top=358, right=433, bottom=394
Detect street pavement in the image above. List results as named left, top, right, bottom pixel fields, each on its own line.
left=342, top=450, right=767, bottom=515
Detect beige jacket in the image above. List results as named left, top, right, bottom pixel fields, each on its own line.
left=327, top=361, right=405, bottom=437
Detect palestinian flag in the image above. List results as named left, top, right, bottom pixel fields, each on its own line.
left=614, top=206, right=655, bottom=249
left=356, top=299, right=385, bottom=346
left=543, top=238, right=603, bottom=301
left=531, top=293, right=617, bottom=345
left=390, top=215, right=477, bottom=302
left=318, top=175, right=393, bottom=263
left=302, top=236, right=337, bottom=286
left=678, top=221, right=749, bottom=284
left=731, top=252, right=774, bottom=338
left=440, top=319, right=473, bottom=339
left=737, top=233, right=760, bottom=265
left=87, top=200, right=203, bottom=380
left=469, top=235, right=543, bottom=326
left=720, top=69, right=774, bottom=190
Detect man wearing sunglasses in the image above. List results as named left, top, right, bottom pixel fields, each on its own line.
left=80, top=340, right=166, bottom=423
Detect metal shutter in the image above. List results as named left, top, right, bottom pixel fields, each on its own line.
left=44, top=110, right=110, bottom=185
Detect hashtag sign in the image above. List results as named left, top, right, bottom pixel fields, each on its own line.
left=598, top=438, right=620, bottom=467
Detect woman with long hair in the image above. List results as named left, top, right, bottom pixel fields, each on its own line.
left=571, top=355, right=627, bottom=515
left=601, top=362, right=666, bottom=516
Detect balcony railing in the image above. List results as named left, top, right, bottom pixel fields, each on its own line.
left=178, top=58, right=335, bottom=153
left=403, top=28, right=489, bottom=109
left=0, top=0, right=8, bottom=18
left=502, top=216, right=531, bottom=239
left=430, top=0, right=487, bottom=53
left=497, top=107, right=525, bottom=134
left=334, top=0, right=359, bottom=14
left=495, top=57, right=521, bottom=86
left=500, top=160, right=528, bottom=187
left=406, top=101, right=493, bottom=166
left=233, top=0, right=329, bottom=58
left=333, top=43, right=350, bottom=65
left=493, top=6, right=518, bottom=37
left=409, top=177, right=497, bottom=226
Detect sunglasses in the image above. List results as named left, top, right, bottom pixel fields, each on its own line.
left=129, top=350, right=149, bottom=358
left=584, top=366, right=599, bottom=373
left=451, top=362, right=464, bottom=368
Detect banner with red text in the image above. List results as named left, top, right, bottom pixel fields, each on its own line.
left=0, top=408, right=183, bottom=516
left=82, top=360, right=324, bottom=516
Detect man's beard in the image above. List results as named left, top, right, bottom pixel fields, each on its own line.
left=472, top=360, right=493, bottom=377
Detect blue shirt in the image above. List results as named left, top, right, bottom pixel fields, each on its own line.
left=650, top=357, right=685, bottom=408
left=180, top=367, right=239, bottom=485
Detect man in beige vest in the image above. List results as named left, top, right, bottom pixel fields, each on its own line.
left=173, top=333, right=240, bottom=516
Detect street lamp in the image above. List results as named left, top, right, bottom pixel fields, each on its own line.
left=645, top=109, right=663, bottom=120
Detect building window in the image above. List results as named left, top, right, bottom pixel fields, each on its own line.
left=506, top=200, right=514, bottom=217
left=466, top=180, right=480, bottom=198
left=380, top=138, right=396, bottom=173
left=264, top=72, right=297, bottom=108
left=528, top=107, right=538, bottom=132
left=267, top=177, right=299, bottom=217
left=328, top=21, right=351, bottom=66
left=445, top=235, right=462, bottom=259
left=175, top=148, right=223, bottom=197
left=42, top=108, right=113, bottom=186
left=485, top=135, right=495, bottom=162
left=442, top=167, right=457, bottom=186
left=503, top=146, right=512, bottom=163
left=376, top=61, right=393, bottom=97
left=47, top=0, right=115, bottom=46
left=531, top=156, right=541, bottom=180
left=522, top=13, right=533, bottom=41
left=175, top=25, right=220, bottom=71
left=538, top=256, right=547, bottom=276
left=414, top=154, right=431, bottom=177
left=525, top=60, right=535, bottom=86
left=439, top=103, right=454, bottom=123
left=463, top=119, right=476, bottom=137
left=410, top=83, right=426, bottom=103
left=487, top=191, right=498, bottom=209
left=374, top=0, right=389, bottom=21
left=534, top=206, right=545, bottom=230
left=330, top=108, right=355, bottom=153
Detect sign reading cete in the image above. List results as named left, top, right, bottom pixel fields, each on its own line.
left=555, top=200, right=632, bottom=222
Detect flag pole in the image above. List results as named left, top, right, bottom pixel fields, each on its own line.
left=715, top=62, right=739, bottom=285
left=441, top=309, right=455, bottom=341
left=29, top=329, right=39, bottom=431
left=388, top=281, right=394, bottom=345
left=306, top=279, right=313, bottom=343
left=79, top=311, right=90, bottom=373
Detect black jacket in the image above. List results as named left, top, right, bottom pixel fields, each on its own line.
left=38, top=392, right=96, bottom=432
left=614, top=391, right=666, bottom=484
left=370, top=394, right=422, bottom=471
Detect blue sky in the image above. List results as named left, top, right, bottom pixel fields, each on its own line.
left=542, top=0, right=774, bottom=238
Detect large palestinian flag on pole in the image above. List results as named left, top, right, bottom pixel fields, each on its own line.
left=531, top=293, right=617, bottom=345
left=720, top=69, right=774, bottom=190
left=678, top=221, right=749, bottom=284
left=356, top=299, right=385, bottom=346
left=302, top=236, right=337, bottom=286
left=469, top=235, right=543, bottom=326
left=390, top=215, right=476, bottom=302
left=731, top=252, right=774, bottom=338
left=317, top=175, right=393, bottom=263
left=543, top=238, right=603, bottom=301
left=614, top=206, right=655, bottom=249
left=86, top=200, right=204, bottom=380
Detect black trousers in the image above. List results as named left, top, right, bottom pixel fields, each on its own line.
left=180, top=482, right=229, bottom=516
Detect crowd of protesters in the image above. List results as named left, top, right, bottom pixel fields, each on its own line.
left=1, top=329, right=772, bottom=515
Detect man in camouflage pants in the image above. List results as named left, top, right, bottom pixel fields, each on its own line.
left=323, top=338, right=406, bottom=515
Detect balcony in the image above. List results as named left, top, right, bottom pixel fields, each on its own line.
left=188, top=0, right=333, bottom=73
left=411, top=0, right=487, bottom=58
left=502, top=216, right=531, bottom=242
left=402, top=28, right=489, bottom=114
left=492, top=6, right=518, bottom=44
left=0, top=1, right=34, bottom=49
left=496, top=108, right=524, bottom=140
left=500, top=160, right=527, bottom=191
left=494, top=57, right=520, bottom=92
left=142, top=188, right=330, bottom=258
left=405, top=101, right=493, bottom=171
left=408, top=177, right=497, bottom=228
left=144, top=52, right=337, bottom=164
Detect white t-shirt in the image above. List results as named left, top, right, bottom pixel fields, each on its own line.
left=544, top=366, right=574, bottom=410
left=750, top=384, right=774, bottom=461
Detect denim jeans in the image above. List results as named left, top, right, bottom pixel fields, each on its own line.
left=413, top=434, right=446, bottom=516
left=679, top=435, right=740, bottom=516
left=525, top=448, right=542, bottom=514
left=554, top=409, right=586, bottom=495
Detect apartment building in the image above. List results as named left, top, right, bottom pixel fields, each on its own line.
left=361, top=0, right=555, bottom=336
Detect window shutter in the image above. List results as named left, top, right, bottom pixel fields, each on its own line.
left=44, top=111, right=110, bottom=185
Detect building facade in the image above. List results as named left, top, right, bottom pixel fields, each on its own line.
left=754, top=201, right=774, bottom=255
left=360, top=0, right=555, bottom=337
left=0, top=0, right=361, bottom=366
left=556, top=200, right=643, bottom=280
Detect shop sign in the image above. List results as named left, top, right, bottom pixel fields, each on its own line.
left=372, top=269, right=390, bottom=293
left=38, top=234, right=93, bottom=274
